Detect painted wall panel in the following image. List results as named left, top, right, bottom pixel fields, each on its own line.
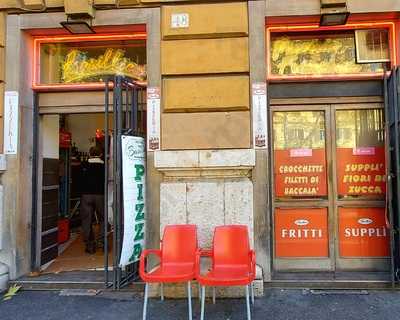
left=162, top=111, right=251, bottom=149
left=161, top=37, right=249, bottom=75
left=162, top=2, right=248, bottom=39
left=163, top=75, right=250, bottom=112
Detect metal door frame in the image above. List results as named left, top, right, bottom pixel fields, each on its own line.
left=384, top=67, right=400, bottom=286
left=104, top=75, right=146, bottom=289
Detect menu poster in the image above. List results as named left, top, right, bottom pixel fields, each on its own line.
left=252, top=83, right=267, bottom=149
left=147, top=87, right=161, bottom=151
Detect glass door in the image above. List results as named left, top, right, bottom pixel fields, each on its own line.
left=271, top=104, right=390, bottom=273
left=271, top=106, right=334, bottom=271
left=333, top=105, right=390, bottom=271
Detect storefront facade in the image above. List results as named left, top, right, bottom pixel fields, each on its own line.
left=0, top=0, right=399, bottom=292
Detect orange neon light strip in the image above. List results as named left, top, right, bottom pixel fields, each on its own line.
left=32, top=33, right=147, bottom=91
left=266, top=22, right=397, bottom=82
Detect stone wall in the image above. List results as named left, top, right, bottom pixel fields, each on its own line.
left=155, top=149, right=255, bottom=248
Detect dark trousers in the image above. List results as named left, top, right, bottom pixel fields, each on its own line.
left=81, top=194, right=105, bottom=243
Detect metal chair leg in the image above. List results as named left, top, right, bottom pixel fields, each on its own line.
left=200, top=286, right=206, bottom=320
left=246, top=285, right=251, bottom=320
left=212, top=287, right=216, bottom=304
left=198, top=282, right=201, bottom=302
left=142, top=283, right=149, bottom=320
left=160, top=283, right=164, bottom=301
left=251, top=282, right=255, bottom=305
left=187, top=281, right=193, bottom=320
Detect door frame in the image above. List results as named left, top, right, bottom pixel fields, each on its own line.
left=269, top=100, right=389, bottom=273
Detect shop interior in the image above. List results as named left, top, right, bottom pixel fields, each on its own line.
left=41, top=113, right=114, bottom=273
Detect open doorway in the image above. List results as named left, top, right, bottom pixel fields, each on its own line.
left=40, top=112, right=113, bottom=273
left=37, top=80, right=147, bottom=284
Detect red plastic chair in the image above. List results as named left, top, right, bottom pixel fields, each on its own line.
left=139, top=224, right=198, bottom=320
left=196, top=225, right=256, bottom=320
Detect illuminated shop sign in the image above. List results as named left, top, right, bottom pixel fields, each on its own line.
left=62, top=48, right=146, bottom=84
left=275, top=208, right=329, bottom=258
left=339, top=207, right=389, bottom=257
left=33, top=33, right=147, bottom=90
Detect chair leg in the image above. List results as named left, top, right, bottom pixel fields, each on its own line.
left=200, top=286, right=206, bottom=320
left=160, top=283, right=164, bottom=301
left=187, top=281, right=193, bottom=320
left=251, top=282, right=255, bottom=305
left=245, top=285, right=251, bottom=320
left=212, top=287, right=216, bottom=304
left=142, top=283, right=149, bottom=320
left=198, top=282, right=201, bottom=302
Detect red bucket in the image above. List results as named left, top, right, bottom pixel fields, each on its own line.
left=58, top=219, right=70, bottom=244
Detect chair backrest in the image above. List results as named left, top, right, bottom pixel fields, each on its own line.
left=213, top=225, right=250, bottom=267
left=161, top=225, right=198, bottom=265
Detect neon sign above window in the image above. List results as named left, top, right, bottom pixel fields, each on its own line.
left=33, top=33, right=147, bottom=91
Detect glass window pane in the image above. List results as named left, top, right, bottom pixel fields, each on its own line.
left=273, top=111, right=327, bottom=199
left=270, top=30, right=389, bottom=77
left=336, top=109, right=385, bottom=199
left=39, top=39, right=146, bottom=85
left=355, top=29, right=390, bottom=63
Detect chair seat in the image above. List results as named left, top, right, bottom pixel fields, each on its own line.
left=197, top=265, right=252, bottom=286
left=143, top=263, right=195, bottom=283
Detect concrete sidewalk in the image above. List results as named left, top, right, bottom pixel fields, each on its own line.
left=0, top=288, right=399, bottom=320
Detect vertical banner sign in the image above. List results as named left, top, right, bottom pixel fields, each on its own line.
left=275, top=208, right=329, bottom=257
left=252, top=83, right=267, bottom=149
left=336, top=147, right=386, bottom=197
left=4, top=91, right=19, bottom=154
left=147, top=87, right=160, bottom=151
left=120, top=135, right=146, bottom=267
left=274, top=148, right=327, bottom=197
left=339, top=207, right=389, bottom=257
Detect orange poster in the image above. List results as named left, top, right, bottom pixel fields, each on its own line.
left=275, top=208, right=329, bottom=258
left=274, top=148, right=327, bottom=197
left=336, top=147, right=386, bottom=197
left=339, top=207, right=389, bottom=257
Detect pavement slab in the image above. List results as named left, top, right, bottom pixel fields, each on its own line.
left=0, top=289, right=400, bottom=320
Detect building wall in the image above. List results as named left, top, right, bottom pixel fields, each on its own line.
left=0, top=0, right=398, bottom=284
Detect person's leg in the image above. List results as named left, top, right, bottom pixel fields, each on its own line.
left=94, top=194, right=105, bottom=249
left=81, top=194, right=95, bottom=254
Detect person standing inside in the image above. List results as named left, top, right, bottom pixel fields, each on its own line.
left=80, top=146, right=105, bottom=254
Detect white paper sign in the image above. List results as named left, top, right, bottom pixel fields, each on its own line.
left=171, top=13, right=189, bottom=28
left=147, top=87, right=160, bottom=151
left=4, top=91, right=19, bottom=154
left=252, top=83, right=267, bottom=149
left=119, top=135, right=146, bottom=266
